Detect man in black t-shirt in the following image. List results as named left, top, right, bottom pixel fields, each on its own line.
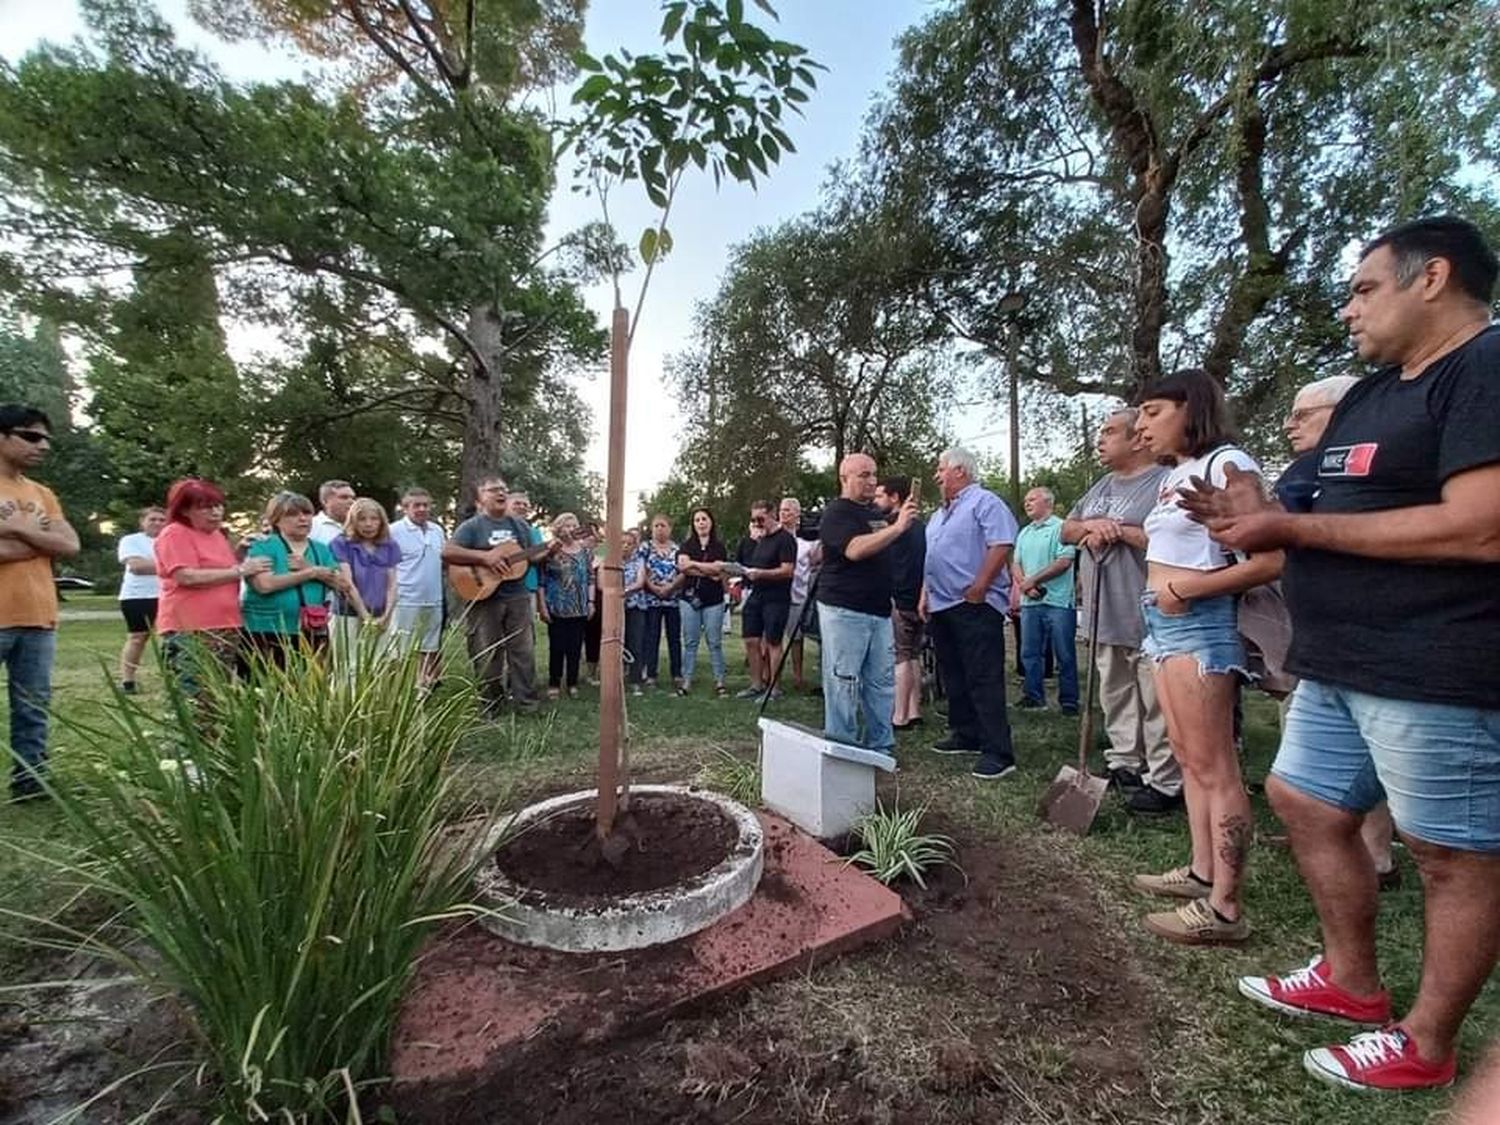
left=1181, top=217, right=1500, bottom=1095
left=818, top=453, right=918, bottom=752
left=874, top=476, right=926, bottom=730
left=736, top=499, right=797, bottom=699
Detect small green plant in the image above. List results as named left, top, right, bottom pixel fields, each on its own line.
left=847, top=803, right=960, bottom=888
left=694, top=747, right=761, bottom=806
left=2, top=637, right=502, bottom=1122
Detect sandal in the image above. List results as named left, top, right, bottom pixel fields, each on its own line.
left=715, top=683, right=728, bottom=698
left=546, top=688, right=560, bottom=701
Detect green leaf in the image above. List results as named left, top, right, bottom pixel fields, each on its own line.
left=752, top=0, right=780, bottom=17
left=640, top=226, right=659, bottom=264
left=575, top=74, right=612, bottom=102
left=761, top=133, right=780, bottom=162
left=660, top=2, right=688, bottom=43
left=727, top=0, right=744, bottom=25
left=573, top=50, right=603, bottom=72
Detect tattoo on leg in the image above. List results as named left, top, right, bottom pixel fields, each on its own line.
left=1218, top=814, right=1252, bottom=876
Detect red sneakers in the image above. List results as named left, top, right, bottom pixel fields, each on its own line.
left=1303, top=1026, right=1457, bottom=1092
left=1237, top=956, right=1392, bottom=1026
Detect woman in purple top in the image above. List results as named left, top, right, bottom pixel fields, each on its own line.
left=330, top=498, right=402, bottom=665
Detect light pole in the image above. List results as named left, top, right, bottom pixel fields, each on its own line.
left=998, top=290, right=1027, bottom=510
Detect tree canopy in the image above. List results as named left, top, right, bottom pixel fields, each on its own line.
left=865, top=0, right=1500, bottom=422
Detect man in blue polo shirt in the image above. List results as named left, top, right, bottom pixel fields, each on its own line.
left=920, top=447, right=1020, bottom=780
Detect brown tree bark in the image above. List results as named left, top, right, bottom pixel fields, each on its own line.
left=458, top=302, right=503, bottom=503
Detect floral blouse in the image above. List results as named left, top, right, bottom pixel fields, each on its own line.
left=543, top=548, right=592, bottom=618
left=640, top=540, right=680, bottom=609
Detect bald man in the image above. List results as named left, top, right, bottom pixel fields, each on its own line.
left=815, top=453, right=917, bottom=753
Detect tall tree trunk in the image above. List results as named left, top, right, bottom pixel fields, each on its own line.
left=459, top=302, right=503, bottom=503
left=1132, top=176, right=1170, bottom=394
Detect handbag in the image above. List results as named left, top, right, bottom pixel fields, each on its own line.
left=1201, top=448, right=1296, bottom=698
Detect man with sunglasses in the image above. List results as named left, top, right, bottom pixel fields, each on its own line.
left=0, top=405, right=80, bottom=802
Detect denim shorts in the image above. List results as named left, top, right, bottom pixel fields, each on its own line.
left=1273, top=679, right=1500, bottom=853
left=1139, top=592, right=1247, bottom=677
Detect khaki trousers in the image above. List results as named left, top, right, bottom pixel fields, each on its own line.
left=1097, top=642, right=1180, bottom=795
left=467, top=594, right=536, bottom=709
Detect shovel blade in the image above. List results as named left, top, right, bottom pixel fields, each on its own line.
left=1039, top=764, right=1108, bottom=836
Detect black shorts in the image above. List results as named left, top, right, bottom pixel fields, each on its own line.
left=743, top=596, right=790, bottom=642
left=120, top=598, right=158, bottom=634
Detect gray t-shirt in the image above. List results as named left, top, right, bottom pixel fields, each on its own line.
left=452, top=513, right=534, bottom=600
left=1067, top=466, right=1168, bottom=648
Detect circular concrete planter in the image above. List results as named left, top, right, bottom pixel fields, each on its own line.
left=475, top=784, right=764, bottom=953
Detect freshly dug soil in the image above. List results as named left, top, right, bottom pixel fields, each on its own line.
left=492, top=791, right=738, bottom=900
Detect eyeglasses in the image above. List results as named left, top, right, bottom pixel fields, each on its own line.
left=6, top=429, right=49, bottom=445
left=1286, top=405, right=1333, bottom=424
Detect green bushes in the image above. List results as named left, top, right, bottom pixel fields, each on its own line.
left=11, top=641, right=501, bottom=1122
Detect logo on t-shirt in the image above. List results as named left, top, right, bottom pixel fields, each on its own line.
left=1319, top=443, right=1379, bottom=477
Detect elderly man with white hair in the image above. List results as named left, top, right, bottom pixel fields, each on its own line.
left=920, top=447, right=1021, bottom=779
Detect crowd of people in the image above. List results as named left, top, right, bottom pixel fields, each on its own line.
left=1, top=215, right=1497, bottom=1098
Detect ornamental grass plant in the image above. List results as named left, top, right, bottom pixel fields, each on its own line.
left=848, top=802, right=960, bottom=889
left=4, top=636, right=504, bottom=1123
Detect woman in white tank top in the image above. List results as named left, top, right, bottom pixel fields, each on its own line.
left=1130, top=369, right=1283, bottom=947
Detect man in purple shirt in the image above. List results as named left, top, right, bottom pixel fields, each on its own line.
left=920, top=447, right=1021, bottom=779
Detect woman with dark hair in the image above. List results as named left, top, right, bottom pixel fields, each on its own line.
left=153, top=479, right=270, bottom=689
left=676, top=507, right=729, bottom=697
left=1131, top=369, right=1283, bottom=946
left=241, top=490, right=345, bottom=664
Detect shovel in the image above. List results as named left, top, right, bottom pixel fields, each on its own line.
left=1039, top=545, right=1110, bottom=835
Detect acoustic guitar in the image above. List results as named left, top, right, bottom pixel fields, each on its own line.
left=448, top=540, right=557, bottom=603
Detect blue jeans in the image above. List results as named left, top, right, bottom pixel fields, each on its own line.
left=1020, top=604, right=1078, bottom=710
left=680, top=600, right=726, bottom=685
left=817, top=603, right=895, bottom=753
left=1, top=627, right=56, bottom=790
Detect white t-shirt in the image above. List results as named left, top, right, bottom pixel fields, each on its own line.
left=310, top=512, right=343, bottom=545
left=790, top=536, right=819, bottom=603
left=117, top=532, right=161, bottom=600
left=1144, top=446, right=1260, bottom=570
left=390, top=516, right=447, bottom=606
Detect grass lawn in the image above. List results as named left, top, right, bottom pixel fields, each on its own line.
left=2, top=618, right=1496, bottom=1123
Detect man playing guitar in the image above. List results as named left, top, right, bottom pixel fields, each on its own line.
left=442, top=476, right=557, bottom=715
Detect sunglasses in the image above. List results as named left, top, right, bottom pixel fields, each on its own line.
left=6, top=429, right=49, bottom=445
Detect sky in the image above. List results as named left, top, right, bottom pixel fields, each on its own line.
left=1, top=0, right=1013, bottom=505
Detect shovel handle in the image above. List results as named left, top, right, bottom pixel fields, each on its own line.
left=1076, top=544, right=1112, bottom=773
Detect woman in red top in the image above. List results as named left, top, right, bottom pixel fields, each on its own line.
left=153, top=478, right=270, bottom=690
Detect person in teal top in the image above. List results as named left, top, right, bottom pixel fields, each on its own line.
left=1012, top=487, right=1078, bottom=713
left=241, top=490, right=344, bottom=665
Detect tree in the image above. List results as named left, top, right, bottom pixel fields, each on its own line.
left=0, top=0, right=602, bottom=503
left=866, top=0, right=1500, bottom=406
left=562, top=0, right=823, bottom=836
left=86, top=233, right=255, bottom=511
left=663, top=201, right=952, bottom=521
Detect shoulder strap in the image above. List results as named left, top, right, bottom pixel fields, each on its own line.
left=273, top=531, right=312, bottom=607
